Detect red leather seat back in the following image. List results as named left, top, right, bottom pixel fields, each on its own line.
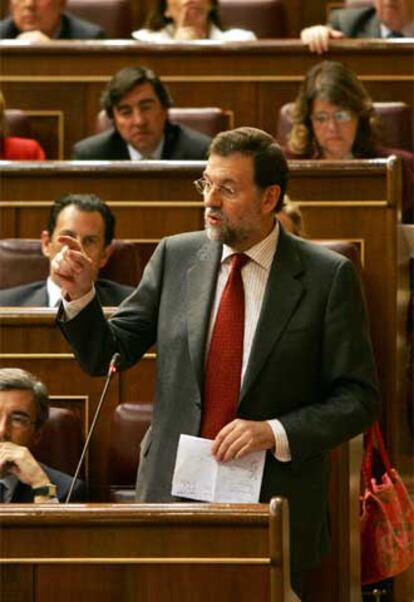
left=31, top=407, right=84, bottom=477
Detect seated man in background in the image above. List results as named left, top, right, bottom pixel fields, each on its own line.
left=72, top=66, right=212, bottom=161
left=0, top=0, right=107, bottom=41
left=0, top=89, right=45, bottom=160
left=0, top=368, right=86, bottom=503
left=133, top=0, right=256, bottom=42
left=0, top=193, right=134, bottom=307
left=301, top=0, right=413, bottom=54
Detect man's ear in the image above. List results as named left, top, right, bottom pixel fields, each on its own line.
left=98, top=242, right=114, bottom=269
left=40, top=230, right=51, bottom=258
left=262, top=185, right=280, bottom=214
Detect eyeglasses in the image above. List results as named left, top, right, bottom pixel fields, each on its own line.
left=1, top=412, right=36, bottom=430
left=311, top=110, right=353, bottom=126
left=194, top=177, right=238, bottom=199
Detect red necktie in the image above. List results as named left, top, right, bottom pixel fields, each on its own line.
left=201, top=253, right=249, bottom=439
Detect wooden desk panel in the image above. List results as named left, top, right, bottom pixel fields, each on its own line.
left=1, top=41, right=413, bottom=157
left=0, top=501, right=302, bottom=602
left=0, top=433, right=362, bottom=602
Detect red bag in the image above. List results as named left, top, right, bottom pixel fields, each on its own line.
left=360, top=422, right=414, bottom=585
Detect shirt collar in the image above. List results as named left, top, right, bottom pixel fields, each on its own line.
left=380, top=21, right=414, bottom=37
left=46, top=276, right=63, bottom=308
left=127, top=135, right=165, bottom=160
left=221, top=220, right=279, bottom=270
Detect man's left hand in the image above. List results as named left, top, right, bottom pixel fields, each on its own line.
left=211, top=419, right=275, bottom=462
left=0, top=441, right=49, bottom=488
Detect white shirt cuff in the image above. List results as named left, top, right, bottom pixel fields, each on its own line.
left=61, top=285, right=96, bottom=320
left=267, top=419, right=291, bottom=462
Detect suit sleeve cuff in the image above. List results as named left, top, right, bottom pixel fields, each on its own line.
left=267, top=419, right=291, bottom=462
left=61, top=285, right=96, bottom=321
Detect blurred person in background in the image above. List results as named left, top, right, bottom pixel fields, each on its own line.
left=133, top=0, right=256, bottom=42
left=0, top=90, right=45, bottom=159
left=277, top=198, right=306, bottom=237
left=0, top=0, right=107, bottom=41
left=301, top=0, right=414, bottom=54
left=72, top=66, right=212, bottom=161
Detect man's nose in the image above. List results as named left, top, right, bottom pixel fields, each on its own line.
left=203, top=186, right=222, bottom=208
left=131, top=108, right=145, bottom=126
left=0, top=416, right=10, bottom=441
left=327, top=117, right=340, bottom=132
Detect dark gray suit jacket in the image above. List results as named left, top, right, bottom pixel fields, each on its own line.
left=11, top=463, right=86, bottom=503
left=0, top=13, right=106, bottom=39
left=57, top=228, right=379, bottom=574
left=72, top=122, right=211, bottom=160
left=0, top=279, right=134, bottom=307
left=329, top=6, right=382, bottom=37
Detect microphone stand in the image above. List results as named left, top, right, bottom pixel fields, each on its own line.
left=65, top=353, right=120, bottom=504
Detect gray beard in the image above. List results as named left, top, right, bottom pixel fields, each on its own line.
left=205, top=222, right=252, bottom=248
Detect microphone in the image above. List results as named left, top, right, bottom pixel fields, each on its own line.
left=65, top=352, right=121, bottom=503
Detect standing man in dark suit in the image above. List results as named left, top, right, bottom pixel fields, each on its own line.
left=0, top=368, right=86, bottom=503
left=0, top=0, right=106, bottom=41
left=72, top=66, right=211, bottom=161
left=0, top=193, right=134, bottom=307
left=301, top=0, right=413, bottom=54
left=53, top=127, right=379, bottom=596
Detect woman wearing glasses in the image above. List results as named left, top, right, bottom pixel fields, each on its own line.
left=285, top=60, right=413, bottom=222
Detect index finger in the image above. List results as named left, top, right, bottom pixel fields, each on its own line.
left=56, top=235, right=82, bottom=251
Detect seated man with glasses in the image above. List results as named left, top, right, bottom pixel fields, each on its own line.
left=0, top=368, right=86, bottom=503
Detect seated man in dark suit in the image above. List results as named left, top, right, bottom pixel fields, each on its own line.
left=0, top=193, right=134, bottom=307
left=301, top=0, right=413, bottom=54
left=0, top=368, right=86, bottom=503
left=0, top=0, right=107, bottom=41
left=72, top=66, right=212, bottom=161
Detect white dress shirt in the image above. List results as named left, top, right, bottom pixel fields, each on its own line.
left=46, top=276, right=64, bottom=308
left=132, top=23, right=256, bottom=42
left=127, top=136, right=164, bottom=161
left=208, top=222, right=291, bottom=461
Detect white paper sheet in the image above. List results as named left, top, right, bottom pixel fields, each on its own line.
left=171, top=434, right=266, bottom=503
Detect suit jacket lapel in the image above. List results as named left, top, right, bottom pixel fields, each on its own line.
left=186, top=240, right=222, bottom=394
left=240, top=231, right=305, bottom=400
left=363, top=12, right=381, bottom=37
